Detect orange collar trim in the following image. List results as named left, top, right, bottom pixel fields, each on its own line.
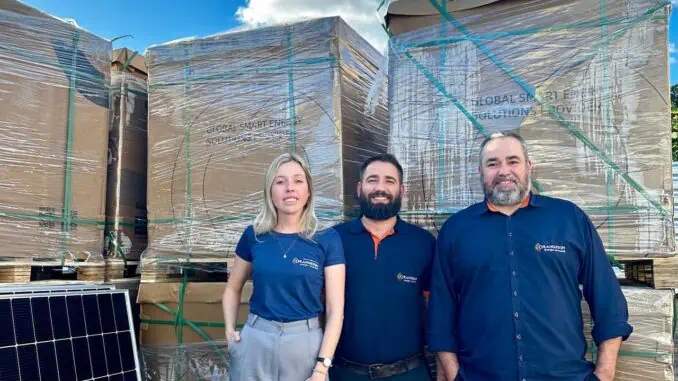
left=487, top=195, right=530, bottom=212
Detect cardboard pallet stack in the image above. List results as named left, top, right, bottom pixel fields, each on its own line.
left=144, top=17, right=387, bottom=264
left=383, top=0, right=675, bottom=379
left=138, top=282, right=252, bottom=380
left=139, top=17, right=388, bottom=380
left=0, top=0, right=110, bottom=280
left=583, top=287, right=675, bottom=381
left=384, top=0, right=674, bottom=258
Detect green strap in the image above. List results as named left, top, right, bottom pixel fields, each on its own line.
left=399, top=48, right=544, bottom=193
left=436, top=1, right=447, bottom=210
left=141, top=318, right=245, bottom=329
left=107, top=230, right=128, bottom=266
left=175, top=274, right=188, bottom=346
left=152, top=303, right=229, bottom=367
left=183, top=57, right=193, bottom=253
left=673, top=295, right=677, bottom=339
left=110, top=35, right=133, bottom=43
left=384, top=15, right=544, bottom=193
left=173, top=50, right=194, bottom=381
left=589, top=345, right=672, bottom=360
left=600, top=0, right=616, bottom=257
left=0, top=203, right=653, bottom=228
left=421, top=0, right=670, bottom=217
left=61, top=29, right=81, bottom=265
left=287, top=29, right=297, bottom=151
left=120, top=50, right=139, bottom=73
left=376, top=0, right=388, bottom=13
left=174, top=275, right=187, bottom=381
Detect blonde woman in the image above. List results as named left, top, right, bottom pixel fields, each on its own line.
left=223, top=153, right=346, bottom=381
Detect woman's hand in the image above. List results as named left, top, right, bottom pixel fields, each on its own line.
left=305, top=367, right=328, bottom=381
left=226, top=329, right=241, bottom=343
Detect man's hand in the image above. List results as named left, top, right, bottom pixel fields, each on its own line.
left=593, top=369, right=614, bottom=381
left=436, top=356, right=448, bottom=381
left=437, top=352, right=459, bottom=381
left=593, top=337, right=622, bottom=381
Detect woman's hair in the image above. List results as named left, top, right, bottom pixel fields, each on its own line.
left=253, top=152, right=318, bottom=239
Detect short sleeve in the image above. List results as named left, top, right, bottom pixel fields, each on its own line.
left=235, top=225, right=255, bottom=262
left=320, top=228, right=345, bottom=267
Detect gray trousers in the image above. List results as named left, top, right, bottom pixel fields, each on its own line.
left=229, top=313, right=327, bottom=381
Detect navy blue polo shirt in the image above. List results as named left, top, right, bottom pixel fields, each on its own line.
left=334, top=217, right=435, bottom=364
left=428, top=194, right=632, bottom=381
left=235, top=226, right=345, bottom=322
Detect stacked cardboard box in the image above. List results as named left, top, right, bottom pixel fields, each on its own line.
left=106, top=48, right=148, bottom=261
left=138, top=282, right=252, bottom=381
left=582, top=287, right=674, bottom=381
left=0, top=0, right=110, bottom=263
left=144, top=17, right=388, bottom=261
left=384, top=0, right=673, bottom=257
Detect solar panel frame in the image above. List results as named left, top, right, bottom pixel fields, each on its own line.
left=0, top=289, right=142, bottom=381
left=0, top=284, right=115, bottom=296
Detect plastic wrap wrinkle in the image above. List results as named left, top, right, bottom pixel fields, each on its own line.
left=0, top=0, right=111, bottom=262
left=583, top=287, right=675, bottom=381
left=386, top=0, right=673, bottom=256
left=141, top=342, right=230, bottom=381
left=143, top=17, right=389, bottom=266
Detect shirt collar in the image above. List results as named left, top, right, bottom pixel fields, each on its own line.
left=348, top=216, right=406, bottom=235
left=477, top=193, right=539, bottom=215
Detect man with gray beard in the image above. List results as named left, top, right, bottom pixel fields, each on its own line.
left=427, top=132, right=631, bottom=381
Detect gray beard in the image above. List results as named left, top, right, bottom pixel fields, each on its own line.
left=483, top=176, right=531, bottom=206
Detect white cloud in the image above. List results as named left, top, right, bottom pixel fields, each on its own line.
left=234, top=0, right=389, bottom=53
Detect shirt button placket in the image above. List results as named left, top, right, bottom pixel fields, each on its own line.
left=507, top=217, right=525, bottom=379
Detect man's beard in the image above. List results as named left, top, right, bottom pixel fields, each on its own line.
left=482, top=172, right=531, bottom=206
left=359, top=190, right=402, bottom=220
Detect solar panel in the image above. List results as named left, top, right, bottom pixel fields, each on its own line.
left=0, top=284, right=115, bottom=296
left=0, top=289, right=141, bottom=381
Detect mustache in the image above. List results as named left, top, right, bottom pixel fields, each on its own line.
left=368, top=191, right=393, bottom=200
left=492, top=175, right=518, bottom=185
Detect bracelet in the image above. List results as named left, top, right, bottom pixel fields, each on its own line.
left=313, top=368, right=328, bottom=376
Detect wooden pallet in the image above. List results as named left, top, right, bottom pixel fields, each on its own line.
left=0, top=259, right=107, bottom=284
left=620, top=256, right=678, bottom=289
left=104, top=259, right=139, bottom=282
left=139, top=257, right=232, bottom=283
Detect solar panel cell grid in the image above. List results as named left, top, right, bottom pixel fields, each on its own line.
left=0, top=290, right=140, bottom=381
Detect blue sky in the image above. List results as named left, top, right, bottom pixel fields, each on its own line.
left=21, top=0, right=246, bottom=54
left=670, top=3, right=678, bottom=85
left=20, top=0, right=678, bottom=84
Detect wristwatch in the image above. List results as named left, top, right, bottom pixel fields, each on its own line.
left=316, top=357, right=333, bottom=368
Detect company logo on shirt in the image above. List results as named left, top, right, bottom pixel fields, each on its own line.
left=292, top=257, right=320, bottom=271
left=397, top=273, right=418, bottom=284
left=535, top=243, right=566, bottom=254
